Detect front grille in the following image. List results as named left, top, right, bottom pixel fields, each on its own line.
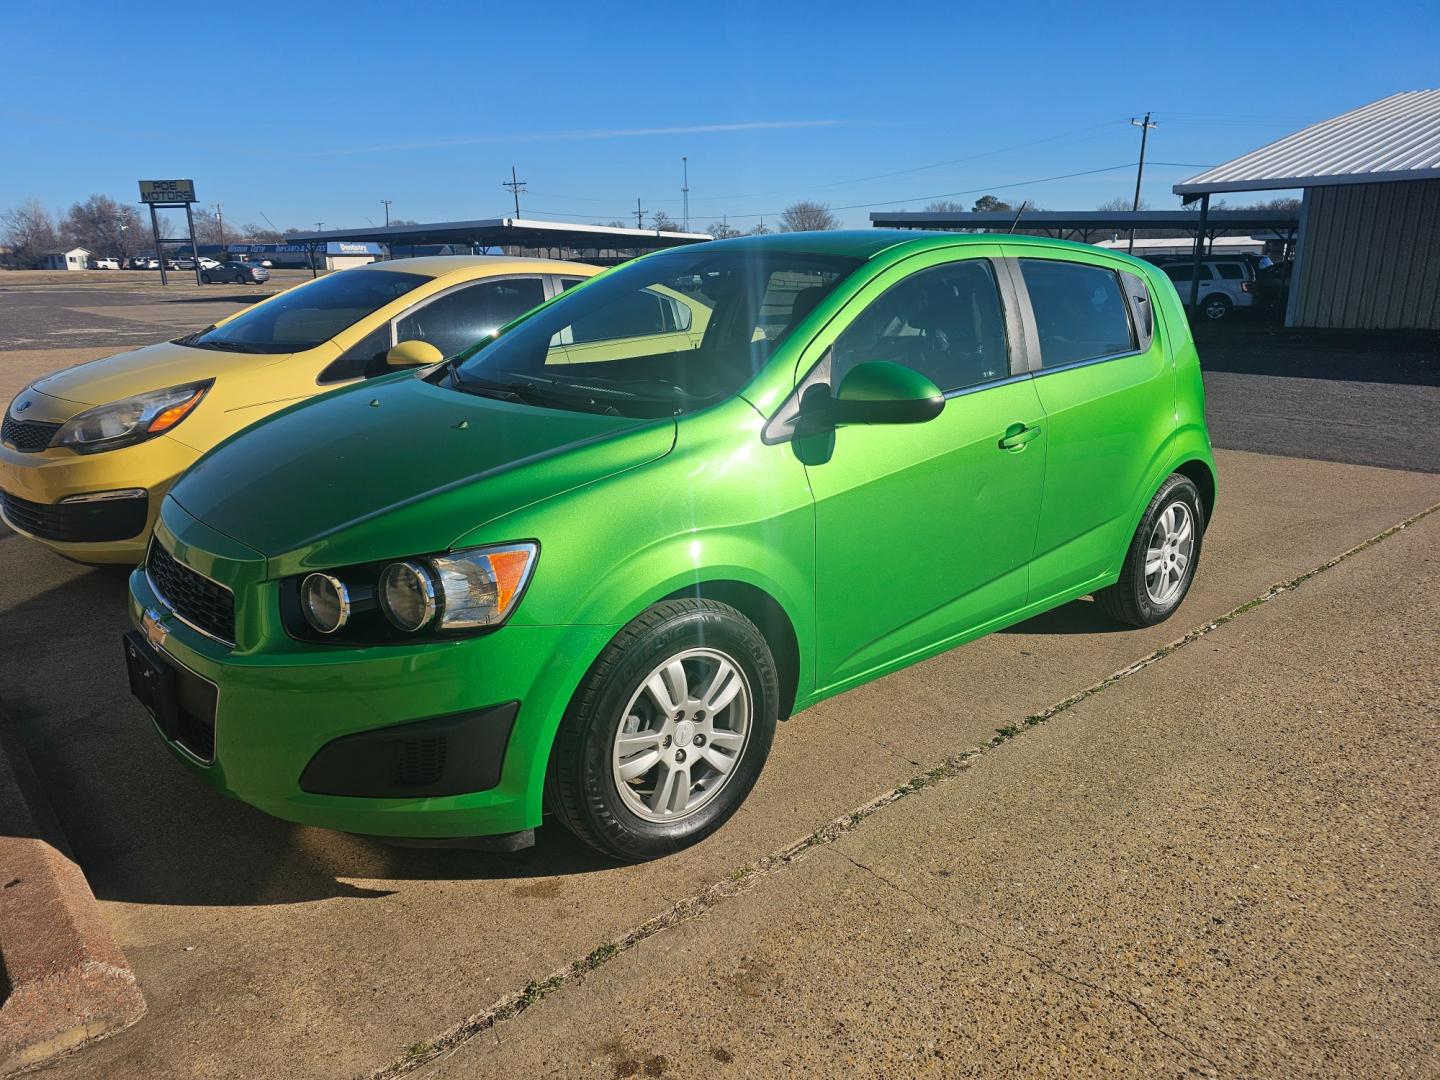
left=2, top=414, right=61, bottom=452
left=1, top=490, right=149, bottom=542
left=147, top=540, right=236, bottom=645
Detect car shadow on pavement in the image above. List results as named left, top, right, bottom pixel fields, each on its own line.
left=0, top=558, right=618, bottom=910
left=1000, top=595, right=1129, bottom=636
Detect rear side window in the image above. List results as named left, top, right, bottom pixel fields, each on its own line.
left=569, top=289, right=689, bottom=343
left=396, top=277, right=545, bottom=358
left=1164, top=264, right=1213, bottom=283
left=833, top=259, right=1009, bottom=393
left=1020, top=260, right=1136, bottom=368
left=1216, top=263, right=1243, bottom=280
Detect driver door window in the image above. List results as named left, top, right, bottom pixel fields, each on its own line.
left=831, top=259, right=1010, bottom=393
left=395, top=277, right=546, bottom=359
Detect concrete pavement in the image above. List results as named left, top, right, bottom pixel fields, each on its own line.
left=432, top=502, right=1439, bottom=1079
left=2, top=450, right=1436, bottom=1078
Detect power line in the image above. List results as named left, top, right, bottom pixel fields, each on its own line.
left=524, top=161, right=1141, bottom=224
left=523, top=119, right=1133, bottom=211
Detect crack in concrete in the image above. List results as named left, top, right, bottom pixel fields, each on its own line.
left=369, top=499, right=1440, bottom=1079
left=834, top=850, right=1223, bottom=1076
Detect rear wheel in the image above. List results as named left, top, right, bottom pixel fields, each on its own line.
left=1201, top=294, right=1231, bottom=321
left=199, top=272, right=211, bottom=284
left=1096, top=473, right=1205, bottom=628
left=546, top=599, right=779, bottom=861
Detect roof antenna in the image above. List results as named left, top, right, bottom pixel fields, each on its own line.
left=1007, top=200, right=1029, bottom=234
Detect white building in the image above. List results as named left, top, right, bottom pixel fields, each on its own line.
left=40, top=248, right=92, bottom=271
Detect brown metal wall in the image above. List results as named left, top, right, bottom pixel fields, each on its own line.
left=1294, top=179, right=1440, bottom=329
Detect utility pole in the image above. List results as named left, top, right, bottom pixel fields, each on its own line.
left=212, top=203, right=224, bottom=252
left=1128, top=112, right=1157, bottom=255
left=381, top=199, right=392, bottom=227
left=681, top=156, right=690, bottom=232
left=502, top=166, right=527, bottom=217
left=315, top=222, right=324, bottom=232
left=633, top=198, right=644, bottom=229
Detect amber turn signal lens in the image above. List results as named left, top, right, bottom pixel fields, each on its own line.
left=146, top=388, right=206, bottom=433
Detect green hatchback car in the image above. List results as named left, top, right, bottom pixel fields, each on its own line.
left=126, top=231, right=1215, bottom=860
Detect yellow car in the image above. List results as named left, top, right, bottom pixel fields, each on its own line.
left=0, top=256, right=614, bottom=564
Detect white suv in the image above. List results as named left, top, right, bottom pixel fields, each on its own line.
left=1161, top=258, right=1255, bottom=321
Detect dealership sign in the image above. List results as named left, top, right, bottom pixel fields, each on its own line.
left=139, top=179, right=197, bottom=204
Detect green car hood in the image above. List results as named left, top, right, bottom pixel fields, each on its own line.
left=168, top=373, right=676, bottom=572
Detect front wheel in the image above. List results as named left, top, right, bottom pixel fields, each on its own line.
left=200, top=272, right=211, bottom=284
left=546, top=599, right=779, bottom=861
left=1095, top=473, right=1205, bottom=628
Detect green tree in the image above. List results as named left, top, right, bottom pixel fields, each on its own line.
left=971, top=194, right=1012, bottom=213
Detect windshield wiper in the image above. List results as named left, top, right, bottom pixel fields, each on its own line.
left=451, top=371, right=619, bottom=414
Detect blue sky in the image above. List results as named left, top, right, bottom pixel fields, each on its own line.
left=4, top=1, right=1438, bottom=232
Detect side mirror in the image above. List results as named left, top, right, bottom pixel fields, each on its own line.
left=386, top=339, right=444, bottom=368
left=830, top=361, right=944, bottom=425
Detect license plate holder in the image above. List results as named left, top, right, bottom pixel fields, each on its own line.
left=123, top=630, right=180, bottom=739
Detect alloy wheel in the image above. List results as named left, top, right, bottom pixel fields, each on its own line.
left=611, top=647, right=752, bottom=822
left=1145, top=501, right=1194, bottom=605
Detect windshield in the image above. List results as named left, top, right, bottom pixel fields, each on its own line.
left=181, top=268, right=429, bottom=354
left=444, top=249, right=860, bottom=417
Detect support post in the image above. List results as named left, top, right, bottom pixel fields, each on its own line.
left=1188, top=193, right=1209, bottom=314
left=150, top=204, right=167, bottom=286
left=184, top=203, right=202, bottom=285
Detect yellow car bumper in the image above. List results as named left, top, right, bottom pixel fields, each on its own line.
left=0, top=434, right=201, bottom=565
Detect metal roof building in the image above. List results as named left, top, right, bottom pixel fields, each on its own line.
left=1175, top=90, right=1440, bottom=329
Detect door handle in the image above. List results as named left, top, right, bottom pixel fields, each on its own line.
left=998, top=423, right=1041, bottom=450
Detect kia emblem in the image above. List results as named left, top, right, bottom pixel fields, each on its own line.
left=16, top=399, right=30, bottom=412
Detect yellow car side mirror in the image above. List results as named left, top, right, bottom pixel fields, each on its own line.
left=386, top=339, right=444, bottom=368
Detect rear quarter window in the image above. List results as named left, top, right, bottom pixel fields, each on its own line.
left=1019, top=259, right=1136, bottom=368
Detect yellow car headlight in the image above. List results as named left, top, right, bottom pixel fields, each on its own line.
left=55, top=381, right=212, bottom=455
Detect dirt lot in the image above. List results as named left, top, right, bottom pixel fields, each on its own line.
left=1, top=281, right=1437, bottom=1078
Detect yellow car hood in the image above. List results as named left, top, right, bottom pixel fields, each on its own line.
left=31, top=341, right=295, bottom=410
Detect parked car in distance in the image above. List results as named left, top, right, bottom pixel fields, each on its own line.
left=89, top=257, right=121, bottom=270
left=131, top=257, right=161, bottom=271
left=201, top=261, right=271, bottom=285
left=1252, top=259, right=1293, bottom=315
left=123, top=232, right=1217, bottom=861
left=173, top=257, right=221, bottom=271
left=1160, top=257, right=1255, bottom=320
left=1, top=256, right=608, bottom=564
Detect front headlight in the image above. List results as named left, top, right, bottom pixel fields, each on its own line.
left=285, top=542, right=539, bottom=644
left=54, top=381, right=212, bottom=454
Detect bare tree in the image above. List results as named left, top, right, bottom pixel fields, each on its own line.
left=747, top=220, right=771, bottom=236
left=650, top=210, right=679, bottom=232
left=60, top=195, right=145, bottom=264
left=924, top=200, right=966, bottom=213
left=779, top=201, right=838, bottom=232
left=1, top=198, right=59, bottom=268
left=707, top=221, right=742, bottom=240
left=1097, top=196, right=1150, bottom=212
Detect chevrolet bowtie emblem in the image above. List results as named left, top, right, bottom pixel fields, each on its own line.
left=142, top=607, right=170, bottom=651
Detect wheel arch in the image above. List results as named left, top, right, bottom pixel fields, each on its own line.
left=1173, top=457, right=1216, bottom=524
left=660, top=579, right=801, bottom=721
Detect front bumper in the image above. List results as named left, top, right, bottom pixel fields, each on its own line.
left=126, top=507, right=617, bottom=839
left=0, top=432, right=198, bottom=564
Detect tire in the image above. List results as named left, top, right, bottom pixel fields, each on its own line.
left=200, top=272, right=211, bottom=284
left=1095, top=473, right=1205, bottom=628
left=1201, top=294, right=1231, bottom=321
left=546, top=598, right=779, bottom=861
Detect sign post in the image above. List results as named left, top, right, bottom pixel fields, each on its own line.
left=139, top=180, right=201, bottom=285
